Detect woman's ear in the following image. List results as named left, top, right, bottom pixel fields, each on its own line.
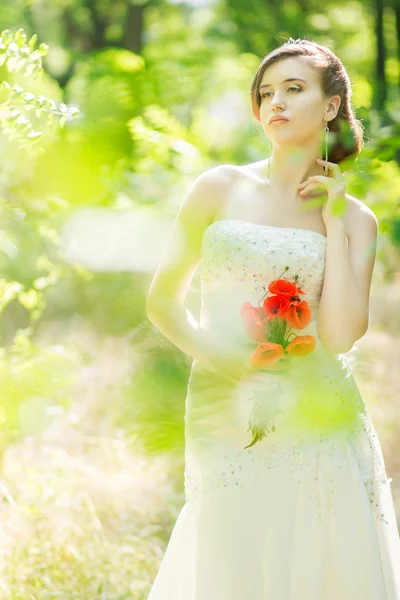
left=326, top=95, right=341, bottom=121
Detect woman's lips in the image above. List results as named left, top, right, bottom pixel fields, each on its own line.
left=270, top=118, right=289, bottom=125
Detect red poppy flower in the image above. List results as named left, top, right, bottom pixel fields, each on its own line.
left=268, top=279, right=306, bottom=297
left=286, top=335, right=316, bottom=356
left=285, top=300, right=312, bottom=329
left=239, top=302, right=266, bottom=341
left=249, top=341, right=284, bottom=367
left=263, top=294, right=290, bottom=320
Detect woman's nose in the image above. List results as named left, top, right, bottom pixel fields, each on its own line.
left=270, top=94, right=285, bottom=108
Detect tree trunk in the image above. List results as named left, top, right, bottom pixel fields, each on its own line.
left=123, top=4, right=144, bottom=54
left=374, top=0, right=387, bottom=108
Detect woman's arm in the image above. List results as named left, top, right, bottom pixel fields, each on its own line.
left=146, top=166, right=235, bottom=369
left=317, top=205, right=378, bottom=354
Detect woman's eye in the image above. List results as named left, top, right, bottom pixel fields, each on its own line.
left=261, top=86, right=300, bottom=98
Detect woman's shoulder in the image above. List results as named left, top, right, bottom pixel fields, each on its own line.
left=203, top=161, right=269, bottom=186
left=345, top=193, right=377, bottom=222
left=201, top=163, right=241, bottom=181
left=344, top=193, right=378, bottom=240
left=195, top=164, right=246, bottom=200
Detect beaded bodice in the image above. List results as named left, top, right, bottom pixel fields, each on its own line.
left=200, top=218, right=327, bottom=287
left=197, top=219, right=327, bottom=349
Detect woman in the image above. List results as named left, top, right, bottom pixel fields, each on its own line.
left=145, top=38, right=400, bottom=599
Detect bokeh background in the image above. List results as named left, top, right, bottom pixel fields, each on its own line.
left=0, top=0, right=399, bottom=597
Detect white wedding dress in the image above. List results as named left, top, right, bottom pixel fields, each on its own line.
left=147, top=219, right=400, bottom=600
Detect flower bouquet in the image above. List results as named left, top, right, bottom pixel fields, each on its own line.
left=239, top=266, right=316, bottom=371
left=239, top=266, right=317, bottom=449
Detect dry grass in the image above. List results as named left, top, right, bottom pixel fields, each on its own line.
left=0, top=320, right=183, bottom=599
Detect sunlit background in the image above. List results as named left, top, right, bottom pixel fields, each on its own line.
left=0, top=0, right=399, bottom=597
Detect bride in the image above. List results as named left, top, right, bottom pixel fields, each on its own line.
left=145, top=38, right=400, bottom=599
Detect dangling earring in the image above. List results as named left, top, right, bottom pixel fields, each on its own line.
left=267, top=142, right=272, bottom=186
left=324, top=122, right=330, bottom=175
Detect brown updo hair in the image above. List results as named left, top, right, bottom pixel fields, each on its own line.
left=251, top=39, right=365, bottom=166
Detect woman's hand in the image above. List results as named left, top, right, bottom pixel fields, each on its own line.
left=297, top=158, right=349, bottom=227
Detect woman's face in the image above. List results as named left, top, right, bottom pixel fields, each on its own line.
left=257, top=56, right=337, bottom=147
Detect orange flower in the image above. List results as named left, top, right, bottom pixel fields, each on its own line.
left=285, top=300, right=312, bottom=329
left=286, top=335, right=316, bottom=356
left=249, top=341, right=284, bottom=367
left=239, top=302, right=266, bottom=341
left=263, top=294, right=290, bottom=320
left=268, top=279, right=306, bottom=297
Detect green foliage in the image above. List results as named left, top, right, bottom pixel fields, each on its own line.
left=0, top=27, right=86, bottom=459
left=0, top=28, right=80, bottom=148
left=115, top=324, right=188, bottom=457
left=0, top=330, right=79, bottom=455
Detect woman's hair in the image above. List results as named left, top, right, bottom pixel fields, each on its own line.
left=250, top=39, right=365, bottom=166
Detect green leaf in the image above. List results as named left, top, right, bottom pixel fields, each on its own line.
left=26, top=131, right=43, bottom=140
left=68, top=106, right=80, bottom=118
left=59, top=114, right=67, bottom=128
left=47, top=98, right=57, bottom=111
left=0, top=30, right=13, bottom=44
left=18, top=289, right=39, bottom=310
left=14, top=29, right=27, bottom=48
left=16, top=115, right=31, bottom=126
left=11, top=84, right=24, bottom=98
left=28, top=34, right=37, bottom=51
left=23, top=92, right=36, bottom=104
left=36, top=94, right=47, bottom=107
left=37, top=43, right=49, bottom=57
left=7, top=109, right=21, bottom=122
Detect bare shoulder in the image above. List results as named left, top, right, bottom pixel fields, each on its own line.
left=175, top=164, right=236, bottom=221
left=200, top=163, right=239, bottom=186
left=195, top=164, right=239, bottom=216
left=345, top=193, right=377, bottom=220
left=345, top=193, right=378, bottom=239
left=202, top=162, right=261, bottom=183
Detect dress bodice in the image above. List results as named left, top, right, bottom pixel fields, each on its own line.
left=197, top=219, right=327, bottom=349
